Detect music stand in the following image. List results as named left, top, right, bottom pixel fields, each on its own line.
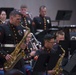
left=32, top=50, right=63, bottom=75
left=32, top=53, right=50, bottom=75
left=55, top=10, right=73, bottom=25
left=59, top=40, right=76, bottom=58
left=70, top=40, right=76, bottom=55
left=59, top=40, right=70, bottom=58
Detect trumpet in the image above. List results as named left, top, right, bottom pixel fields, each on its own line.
left=30, top=33, right=42, bottom=50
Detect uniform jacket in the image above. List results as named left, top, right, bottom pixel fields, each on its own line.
left=0, top=21, right=24, bottom=58
left=33, top=15, right=51, bottom=33
left=33, top=15, right=52, bottom=45
left=21, top=16, right=34, bottom=33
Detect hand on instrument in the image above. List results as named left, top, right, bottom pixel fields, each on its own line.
left=48, top=70, right=55, bottom=75
left=30, top=51, right=36, bottom=56
left=5, top=54, right=12, bottom=61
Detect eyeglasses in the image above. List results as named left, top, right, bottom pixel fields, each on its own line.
left=48, top=41, right=55, bottom=44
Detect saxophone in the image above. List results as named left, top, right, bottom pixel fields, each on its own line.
left=4, top=27, right=30, bottom=71
left=53, top=45, right=65, bottom=75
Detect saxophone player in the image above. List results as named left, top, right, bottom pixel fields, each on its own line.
left=0, top=10, right=28, bottom=74
left=33, top=34, right=55, bottom=75
left=54, top=31, right=68, bottom=67
left=33, top=34, right=65, bottom=75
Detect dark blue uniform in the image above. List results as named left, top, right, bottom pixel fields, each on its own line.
left=33, top=15, right=51, bottom=45
left=21, top=16, right=34, bottom=33
left=0, top=21, right=24, bottom=69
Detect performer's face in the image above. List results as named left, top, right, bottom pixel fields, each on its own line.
left=40, top=7, right=46, bottom=17
left=10, top=14, right=21, bottom=26
left=56, top=34, right=65, bottom=43
left=0, top=11, right=7, bottom=21
left=20, top=7, right=27, bottom=16
left=44, top=38, right=55, bottom=49
left=26, top=33, right=32, bottom=43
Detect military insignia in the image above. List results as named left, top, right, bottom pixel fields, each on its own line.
left=47, top=19, right=50, bottom=23
left=28, top=20, right=31, bottom=24
left=18, top=30, right=23, bottom=36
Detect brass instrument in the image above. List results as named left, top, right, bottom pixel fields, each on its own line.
left=4, top=27, right=30, bottom=71
left=53, top=45, right=65, bottom=75
left=30, top=33, right=42, bottom=50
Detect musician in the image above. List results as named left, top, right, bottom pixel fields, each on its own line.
left=34, top=34, right=56, bottom=75
left=54, top=30, right=65, bottom=49
left=53, top=30, right=69, bottom=73
left=0, top=10, right=27, bottom=74
left=0, top=10, right=7, bottom=24
left=33, top=5, right=51, bottom=45
left=0, top=10, right=7, bottom=75
left=24, top=33, right=36, bottom=63
left=55, top=30, right=65, bottom=43
left=20, top=4, right=34, bottom=33
left=24, top=33, right=37, bottom=75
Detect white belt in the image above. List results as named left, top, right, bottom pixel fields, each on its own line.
left=1, top=44, right=16, bottom=47
left=35, top=29, right=43, bottom=35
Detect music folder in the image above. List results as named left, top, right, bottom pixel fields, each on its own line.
left=32, top=49, right=63, bottom=72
